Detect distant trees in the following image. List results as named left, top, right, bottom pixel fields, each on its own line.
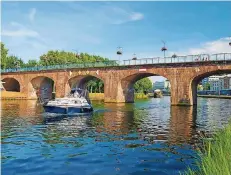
left=203, top=83, right=210, bottom=90
left=1, top=42, right=8, bottom=69
left=39, top=50, right=109, bottom=66
left=1, top=43, right=24, bottom=69
left=134, top=78, right=153, bottom=93
left=26, top=60, right=38, bottom=67
left=197, top=84, right=203, bottom=91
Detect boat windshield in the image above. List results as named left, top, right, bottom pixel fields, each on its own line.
left=67, top=88, right=91, bottom=104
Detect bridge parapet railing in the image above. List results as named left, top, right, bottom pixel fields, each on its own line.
left=210, top=53, right=231, bottom=61
left=1, top=53, right=231, bottom=73
left=122, top=53, right=230, bottom=65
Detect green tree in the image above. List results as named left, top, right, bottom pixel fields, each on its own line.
left=197, top=84, right=203, bottom=90
left=86, top=80, right=97, bottom=93
left=1, top=42, right=26, bottom=69
left=97, top=80, right=104, bottom=93
left=1, top=42, right=9, bottom=69
left=134, top=78, right=152, bottom=93
left=26, top=59, right=38, bottom=67
left=4, top=55, right=24, bottom=69
left=39, top=50, right=109, bottom=66
left=86, top=78, right=104, bottom=93
left=203, top=83, right=210, bottom=90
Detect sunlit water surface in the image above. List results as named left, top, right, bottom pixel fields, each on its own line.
left=1, top=97, right=231, bottom=175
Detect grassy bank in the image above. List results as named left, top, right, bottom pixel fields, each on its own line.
left=135, top=93, right=149, bottom=99
left=89, top=93, right=149, bottom=100
left=89, top=93, right=104, bottom=100
left=184, top=123, right=231, bottom=175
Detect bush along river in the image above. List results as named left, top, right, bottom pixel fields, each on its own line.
left=1, top=97, right=231, bottom=175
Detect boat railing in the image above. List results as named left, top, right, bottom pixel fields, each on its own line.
left=66, top=88, right=91, bottom=104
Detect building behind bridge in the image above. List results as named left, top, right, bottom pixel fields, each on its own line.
left=201, top=74, right=231, bottom=92
left=153, top=80, right=171, bottom=91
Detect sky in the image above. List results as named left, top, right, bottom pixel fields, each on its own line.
left=1, top=1, right=231, bottom=82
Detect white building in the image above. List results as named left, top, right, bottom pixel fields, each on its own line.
left=208, top=76, right=223, bottom=91
left=153, top=80, right=171, bottom=91
left=222, top=75, right=231, bottom=89
left=153, top=81, right=165, bottom=90
left=208, top=75, right=231, bottom=91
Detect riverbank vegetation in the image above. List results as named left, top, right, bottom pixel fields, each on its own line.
left=184, top=122, right=231, bottom=175
left=134, top=78, right=153, bottom=93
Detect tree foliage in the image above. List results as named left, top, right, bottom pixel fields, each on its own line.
left=26, top=59, right=38, bottom=67
left=134, top=78, right=153, bottom=93
left=203, top=83, right=210, bottom=90
left=1, top=42, right=9, bottom=69
left=39, top=50, right=109, bottom=66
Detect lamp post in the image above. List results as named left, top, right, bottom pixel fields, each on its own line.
left=172, top=53, right=177, bottom=58
left=161, top=40, right=167, bottom=58
left=117, top=47, right=123, bottom=64
left=132, top=53, right=137, bottom=60
left=132, top=53, right=137, bottom=65
left=171, top=53, right=177, bottom=63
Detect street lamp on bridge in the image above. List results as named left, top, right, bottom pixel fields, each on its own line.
left=132, top=53, right=137, bottom=60
left=161, top=40, right=167, bottom=58
left=172, top=53, right=177, bottom=58
left=117, top=47, right=123, bottom=63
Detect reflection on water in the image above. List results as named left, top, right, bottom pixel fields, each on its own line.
left=1, top=97, right=231, bottom=175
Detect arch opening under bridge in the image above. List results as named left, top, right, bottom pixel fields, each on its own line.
left=30, top=76, right=55, bottom=100
left=191, top=69, right=231, bottom=105
left=121, top=73, right=171, bottom=103
left=68, top=75, right=104, bottom=98
left=2, top=78, right=20, bottom=92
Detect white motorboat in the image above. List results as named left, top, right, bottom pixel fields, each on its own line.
left=41, top=88, right=93, bottom=114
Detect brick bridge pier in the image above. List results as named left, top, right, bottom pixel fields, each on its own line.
left=1, top=58, right=231, bottom=106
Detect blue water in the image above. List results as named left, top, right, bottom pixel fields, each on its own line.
left=1, top=97, right=231, bottom=175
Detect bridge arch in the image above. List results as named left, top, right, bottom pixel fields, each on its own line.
left=30, top=76, right=55, bottom=99
left=1, top=78, right=20, bottom=92
left=68, top=75, right=105, bottom=93
left=190, top=69, right=231, bottom=105
left=120, top=72, right=171, bottom=102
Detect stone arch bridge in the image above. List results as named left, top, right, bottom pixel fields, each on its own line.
left=1, top=53, right=231, bottom=105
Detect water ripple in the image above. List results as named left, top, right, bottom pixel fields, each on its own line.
left=1, top=97, right=231, bottom=175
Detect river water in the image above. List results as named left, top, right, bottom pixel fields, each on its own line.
left=1, top=97, right=231, bottom=175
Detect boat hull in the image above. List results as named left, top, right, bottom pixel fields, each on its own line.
left=43, top=105, right=93, bottom=114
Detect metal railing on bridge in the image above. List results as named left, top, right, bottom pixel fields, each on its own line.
left=123, top=53, right=231, bottom=65
left=1, top=53, right=231, bottom=73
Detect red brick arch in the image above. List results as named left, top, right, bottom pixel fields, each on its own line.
left=189, top=68, right=231, bottom=105
left=67, top=74, right=104, bottom=90
left=119, top=71, right=171, bottom=102
left=1, top=75, right=23, bottom=92
left=29, top=75, right=56, bottom=83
